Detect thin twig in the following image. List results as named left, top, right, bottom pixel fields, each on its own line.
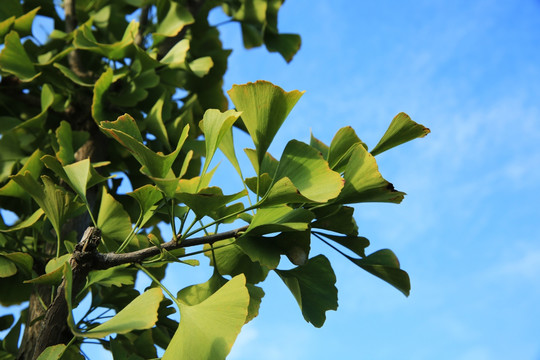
left=93, top=225, right=249, bottom=269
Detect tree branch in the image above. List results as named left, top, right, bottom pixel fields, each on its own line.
left=134, top=6, right=150, bottom=48
left=64, top=0, right=87, bottom=78
left=93, top=225, right=249, bottom=269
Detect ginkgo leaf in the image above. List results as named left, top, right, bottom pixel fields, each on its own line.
left=205, top=239, right=269, bottom=284
left=370, top=112, right=430, bottom=156
left=36, top=344, right=66, bottom=360
left=97, top=189, right=132, bottom=249
left=228, top=81, right=304, bottom=169
left=199, top=109, right=241, bottom=177
left=275, top=255, right=337, bottom=327
left=100, top=114, right=189, bottom=179
left=127, top=185, right=163, bottom=226
left=351, top=249, right=411, bottom=296
left=63, top=159, right=90, bottom=203
left=0, top=149, right=43, bottom=198
left=78, top=287, right=163, bottom=338
left=92, top=67, right=113, bottom=123
left=0, top=209, right=43, bottom=233
left=0, top=31, right=39, bottom=81
left=11, top=173, right=84, bottom=239
left=261, top=140, right=343, bottom=206
left=311, top=205, right=358, bottom=236
left=334, top=145, right=406, bottom=204
left=327, top=126, right=367, bottom=172
left=176, top=187, right=247, bottom=219
left=163, top=274, right=249, bottom=360
left=245, top=205, right=314, bottom=236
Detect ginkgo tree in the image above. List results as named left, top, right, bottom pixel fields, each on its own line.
left=0, top=1, right=429, bottom=359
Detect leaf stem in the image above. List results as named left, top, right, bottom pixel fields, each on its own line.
left=135, top=263, right=180, bottom=308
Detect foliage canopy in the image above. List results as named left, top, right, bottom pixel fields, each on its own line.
left=0, top=0, right=429, bottom=359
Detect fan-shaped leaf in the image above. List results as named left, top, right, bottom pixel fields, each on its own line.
left=371, top=112, right=430, bottom=156
left=163, top=274, right=249, bottom=360
left=335, top=145, right=405, bottom=204
left=228, top=81, right=304, bottom=169
left=275, top=255, right=337, bottom=327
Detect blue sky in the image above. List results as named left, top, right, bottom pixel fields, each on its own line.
left=3, top=1, right=540, bottom=359
left=209, top=1, right=540, bottom=359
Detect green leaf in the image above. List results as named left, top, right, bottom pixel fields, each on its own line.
left=315, top=232, right=369, bottom=258
left=228, top=81, right=304, bottom=169
left=262, top=140, right=344, bottom=205
left=100, top=114, right=189, bottom=179
left=0, top=256, right=17, bottom=278
left=160, top=39, right=190, bottom=67
left=13, top=7, right=40, bottom=37
left=0, top=252, right=33, bottom=276
left=25, top=253, right=70, bottom=285
left=334, top=145, right=406, bottom=204
left=245, top=205, right=314, bottom=236
left=155, top=2, right=194, bottom=38
left=0, top=31, right=39, bottom=81
left=63, top=159, right=90, bottom=203
left=264, top=32, right=302, bottom=63
left=36, top=344, right=66, bottom=360
left=189, top=56, right=214, bottom=77
left=86, top=266, right=135, bottom=289
left=309, top=132, right=329, bottom=159
left=0, top=149, right=44, bottom=198
left=176, top=187, right=246, bottom=220
left=92, top=67, right=113, bottom=123
left=370, top=112, right=430, bottom=156
left=127, top=185, right=163, bottom=227
left=205, top=239, right=269, bottom=284
left=348, top=249, right=410, bottom=297
left=311, top=205, right=358, bottom=236
left=199, top=109, right=241, bottom=176
left=145, top=91, right=171, bottom=151
left=327, top=126, right=367, bottom=172
left=54, top=63, right=94, bottom=87
left=275, top=255, right=337, bottom=327
left=163, top=274, right=249, bottom=360
left=55, top=121, right=76, bottom=165
left=235, top=234, right=281, bottom=270
left=177, top=270, right=228, bottom=306
left=73, top=21, right=138, bottom=60
left=97, top=189, right=132, bottom=248
left=11, top=174, right=83, bottom=238
left=79, top=287, right=163, bottom=338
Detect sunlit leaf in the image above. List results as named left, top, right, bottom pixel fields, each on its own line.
left=176, top=187, right=246, bottom=219
left=199, top=109, right=241, bottom=176
left=261, top=140, right=344, bottom=205
left=228, top=81, right=304, bottom=169
left=100, top=114, right=189, bottom=179
left=80, top=287, right=163, bottom=338
left=155, top=2, right=194, bottom=38
left=0, top=209, right=43, bottom=233
left=371, top=112, right=430, bottom=156
left=163, top=274, right=249, bottom=360
left=275, top=255, right=337, bottom=327
left=0, top=31, right=39, bottom=81
left=97, top=189, right=132, bottom=249
left=63, top=159, right=90, bottom=203
left=245, top=205, right=314, bottom=236
left=327, top=126, right=367, bottom=172
left=335, top=145, right=406, bottom=204
left=36, top=344, right=66, bottom=360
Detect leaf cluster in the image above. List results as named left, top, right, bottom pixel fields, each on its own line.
left=0, top=1, right=429, bottom=359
